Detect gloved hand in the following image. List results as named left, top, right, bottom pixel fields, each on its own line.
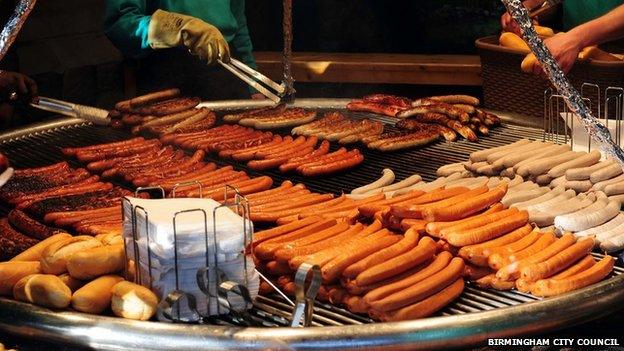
left=148, top=9, right=230, bottom=65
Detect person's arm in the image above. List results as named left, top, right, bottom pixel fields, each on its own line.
left=104, top=0, right=152, bottom=58
left=533, top=4, right=624, bottom=75
left=230, top=0, right=256, bottom=69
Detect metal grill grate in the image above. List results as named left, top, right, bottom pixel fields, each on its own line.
left=0, top=117, right=622, bottom=327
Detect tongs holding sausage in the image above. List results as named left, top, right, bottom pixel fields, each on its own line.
left=30, top=96, right=110, bottom=125
left=218, top=58, right=286, bottom=103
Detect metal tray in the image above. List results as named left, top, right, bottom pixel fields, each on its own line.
left=0, top=98, right=623, bottom=351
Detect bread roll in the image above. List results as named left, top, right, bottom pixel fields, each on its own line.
left=67, top=244, right=124, bottom=280
left=0, top=261, right=41, bottom=295
left=40, top=236, right=102, bottom=275
left=71, top=275, right=124, bottom=314
left=58, top=273, right=85, bottom=292
left=10, top=233, right=71, bottom=262
left=13, top=274, right=71, bottom=309
left=111, top=281, right=158, bottom=320
left=95, top=233, right=123, bottom=246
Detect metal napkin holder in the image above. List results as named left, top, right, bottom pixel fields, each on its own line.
left=121, top=184, right=255, bottom=324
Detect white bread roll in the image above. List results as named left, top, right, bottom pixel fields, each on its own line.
left=40, top=236, right=102, bottom=275
left=10, top=233, right=71, bottom=262
left=71, top=275, right=124, bottom=314
left=13, top=274, right=71, bottom=309
left=67, top=244, right=124, bottom=280
left=111, top=281, right=158, bottom=320
left=0, top=261, right=41, bottom=295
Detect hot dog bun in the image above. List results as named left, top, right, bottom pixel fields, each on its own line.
left=71, top=275, right=124, bottom=314
left=110, top=281, right=158, bottom=320
left=13, top=274, right=71, bottom=309
left=10, top=233, right=71, bottom=262
left=40, top=236, right=103, bottom=275
left=67, top=244, right=125, bottom=280
left=0, top=261, right=41, bottom=295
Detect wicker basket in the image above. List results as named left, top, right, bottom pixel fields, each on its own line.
left=476, top=35, right=624, bottom=119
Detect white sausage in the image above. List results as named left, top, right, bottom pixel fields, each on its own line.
left=592, top=173, right=624, bottom=192
left=607, top=194, right=624, bottom=207
left=437, top=163, right=467, bottom=177
left=566, top=160, right=613, bottom=181
left=549, top=176, right=566, bottom=188
left=351, top=168, right=395, bottom=194
left=378, top=174, right=423, bottom=193
left=513, top=144, right=571, bottom=172
left=501, top=187, right=549, bottom=207
left=554, top=199, right=620, bottom=232
left=564, top=180, right=593, bottom=193
left=512, top=186, right=565, bottom=210
left=595, top=220, right=624, bottom=245
left=547, top=150, right=601, bottom=178
left=508, top=175, right=524, bottom=188
left=486, top=141, right=540, bottom=164
left=590, top=162, right=623, bottom=183
left=493, top=142, right=549, bottom=170
left=476, top=164, right=499, bottom=176
left=509, top=181, right=538, bottom=193
left=604, top=182, right=624, bottom=196
left=535, top=174, right=553, bottom=186
left=469, top=139, right=531, bottom=162
left=599, top=230, right=624, bottom=252
left=519, top=151, right=583, bottom=177
left=578, top=212, right=624, bottom=240
left=500, top=167, right=515, bottom=179
left=526, top=190, right=576, bottom=212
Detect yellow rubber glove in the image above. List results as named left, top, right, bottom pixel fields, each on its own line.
left=148, top=9, right=230, bottom=65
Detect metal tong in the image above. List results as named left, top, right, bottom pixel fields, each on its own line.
left=30, top=96, right=110, bottom=125
left=218, top=58, right=286, bottom=103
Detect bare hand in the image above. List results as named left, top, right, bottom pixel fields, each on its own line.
left=0, top=71, right=38, bottom=103
left=500, top=12, right=522, bottom=36
left=251, top=93, right=266, bottom=100
left=532, top=32, right=583, bottom=76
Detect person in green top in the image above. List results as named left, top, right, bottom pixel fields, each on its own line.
left=104, top=0, right=263, bottom=99
left=501, top=0, right=624, bottom=75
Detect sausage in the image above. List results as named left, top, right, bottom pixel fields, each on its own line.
left=437, top=207, right=518, bottom=240
left=501, top=187, right=549, bottom=207
left=62, top=138, right=145, bottom=157
left=354, top=234, right=436, bottom=286
left=520, top=238, right=595, bottom=282
left=278, top=140, right=331, bottom=172
left=566, top=160, right=612, bottom=181
left=554, top=199, right=620, bottom=232
left=298, top=150, right=364, bottom=176
left=489, top=142, right=546, bottom=169
left=457, top=224, right=536, bottom=267
left=288, top=224, right=386, bottom=270
left=517, top=151, right=582, bottom=177
left=363, top=251, right=453, bottom=305
left=354, top=236, right=436, bottom=286
left=425, top=203, right=504, bottom=238
left=0, top=218, right=40, bottom=260
left=358, top=190, right=427, bottom=217
left=252, top=216, right=323, bottom=246
left=7, top=210, right=61, bottom=240
left=463, top=263, right=493, bottom=281
left=577, top=212, right=624, bottom=240
left=274, top=222, right=350, bottom=257
left=446, top=211, right=529, bottom=247
left=422, top=184, right=507, bottom=222
left=429, top=94, right=480, bottom=106
left=437, top=162, right=467, bottom=177
left=469, top=139, right=531, bottom=163
left=247, top=147, right=314, bottom=171
left=320, top=233, right=401, bottom=283
left=248, top=194, right=339, bottom=223
left=496, top=233, right=575, bottom=282
left=530, top=255, right=614, bottom=297
left=351, top=168, right=396, bottom=195
left=368, top=257, right=464, bottom=312
left=373, top=279, right=464, bottom=322
left=512, top=186, right=565, bottom=211
left=551, top=255, right=596, bottom=279
left=482, top=228, right=540, bottom=269
left=254, top=219, right=337, bottom=259
left=590, top=162, right=623, bottom=183
left=547, top=150, right=601, bottom=178
left=388, top=187, right=476, bottom=219
left=277, top=224, right=364, bottom=263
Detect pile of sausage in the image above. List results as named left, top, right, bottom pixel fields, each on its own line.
left=109, top=88, right=215, bottom=134
left=347, top=94, right=501, bottom=143
left=223, top=104, right=317, bottom=130
left=253, top=217, right=464, bottom=322
left=64, top=138, right=274, bottom=199
left=0, top=233, right=158, bottom=320
left=164, top=125, right=365, bottom=176
left=438, top=139, right=624, bottom=252
left=291, top=112, right=384, bottom=144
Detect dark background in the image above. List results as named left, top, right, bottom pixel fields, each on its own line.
left=0, top=0, right=509, bottom=124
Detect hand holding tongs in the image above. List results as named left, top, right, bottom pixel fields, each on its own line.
left=30, top=96, right=110, bottom=125
left=218, top=58, right=286, bottom=103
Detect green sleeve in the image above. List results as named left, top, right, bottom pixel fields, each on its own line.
left=230, top=0, right=256, bottom=69
left=104, top=0, right=153, bottom=58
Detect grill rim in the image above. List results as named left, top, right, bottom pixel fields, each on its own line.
left=0, top=99, right=623, bottom=350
